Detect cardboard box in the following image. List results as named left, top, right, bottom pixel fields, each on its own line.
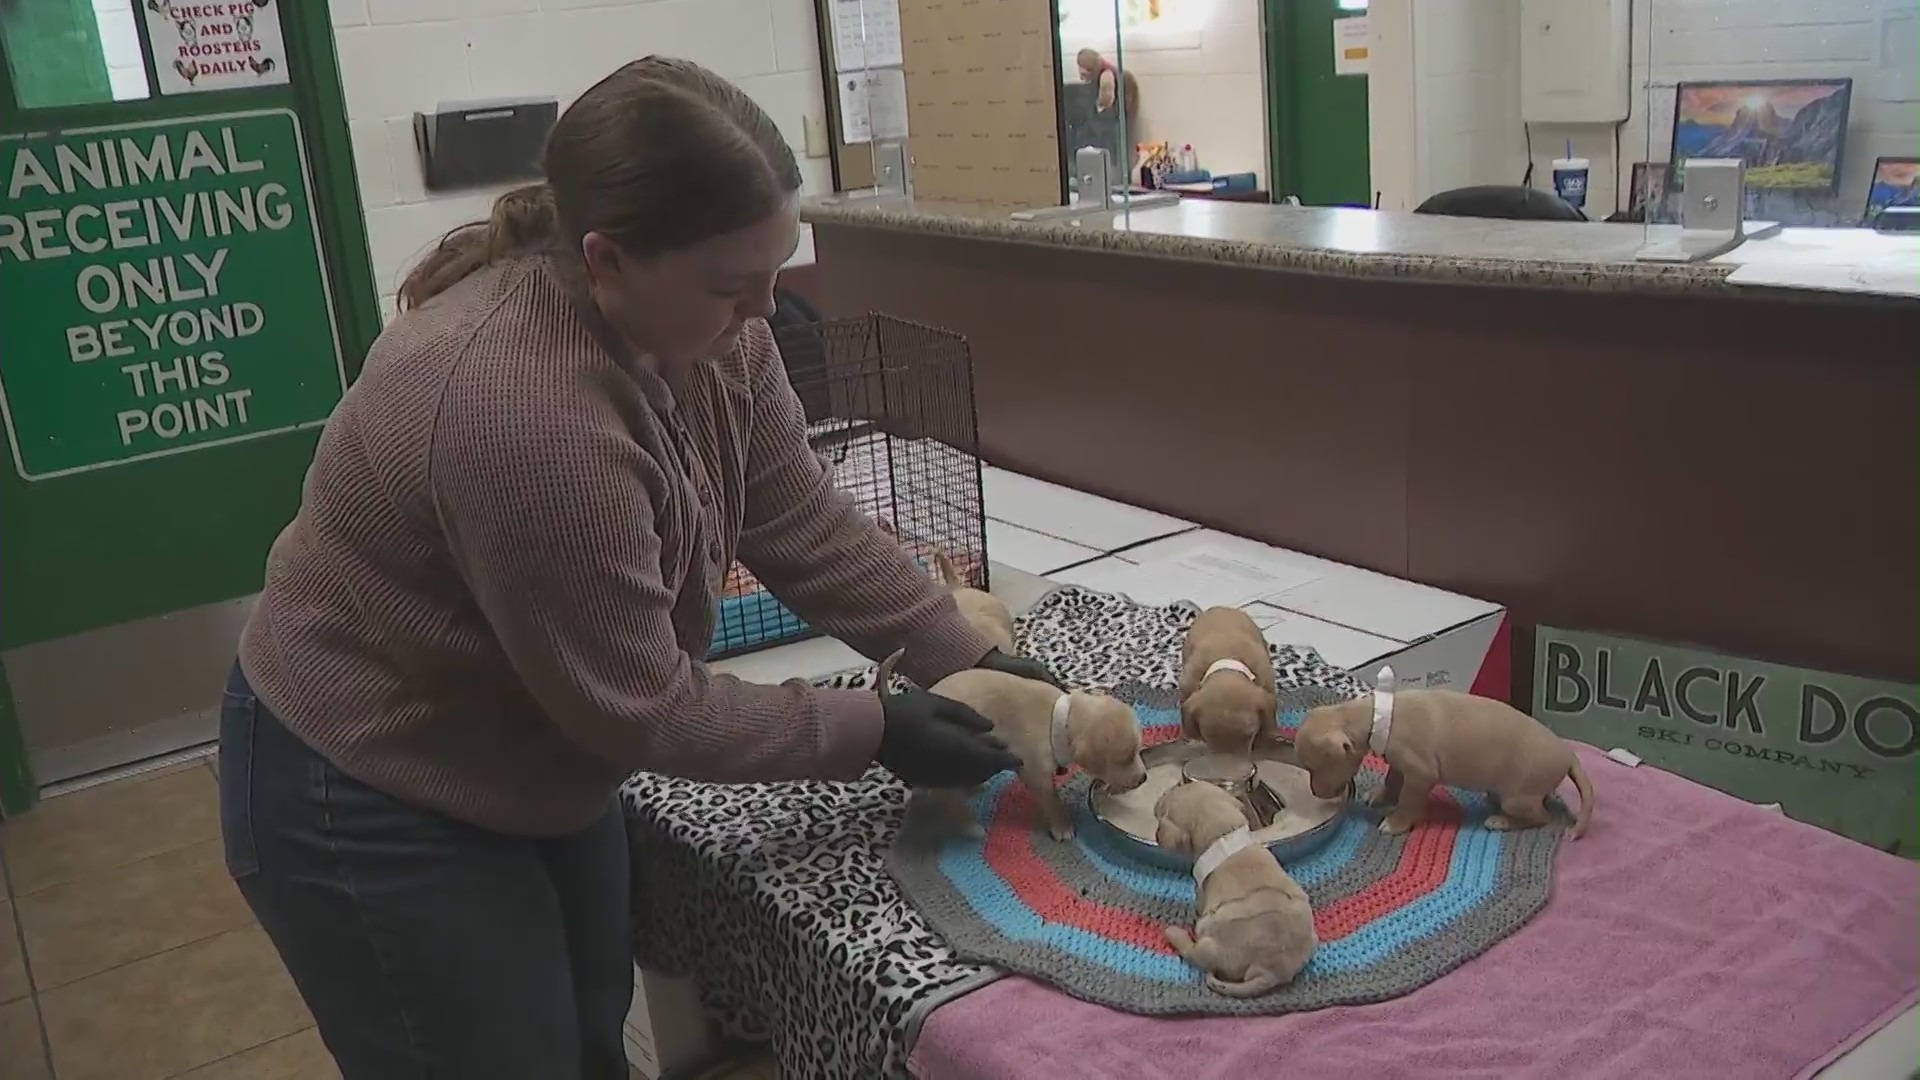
left=623, top=965, right=713, bottom=1079
left=1054, top=530, right=1512, bottom=701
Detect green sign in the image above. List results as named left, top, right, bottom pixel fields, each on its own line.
left=0, top=109, right=343, bottom=481
left=1534, top=626, right=1918, bottom=855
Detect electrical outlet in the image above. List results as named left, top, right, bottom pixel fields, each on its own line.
left=803, top=113, right=832, bottom=159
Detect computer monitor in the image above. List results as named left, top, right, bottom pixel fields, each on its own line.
left=1865, top=156, right=1920, bottom=221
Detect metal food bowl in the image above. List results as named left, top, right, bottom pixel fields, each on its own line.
left=1089, top=738, right=1350, bottom=872
left=1181, top=753, right=1287, bottom=830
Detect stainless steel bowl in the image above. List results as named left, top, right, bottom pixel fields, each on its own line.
left=1180, top=753, right=1287, bottom=830
left=1088, top=738, right=1350, bottom=872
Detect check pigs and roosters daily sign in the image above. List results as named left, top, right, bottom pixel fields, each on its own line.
left=144, top=0, right=290, bottom=96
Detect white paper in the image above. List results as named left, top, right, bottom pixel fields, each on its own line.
left=1056, top=546, right=1325, bottom=611
left=1726, top=263, right=1920, bottom=298
left=1141, top=544, right=1328, bottom=607
left=1333, top=15, right=1370, bottom=77
left=837, top=68, right=909, bottom=145
left=1050, top=560, right=1230, bottom=609
left=1720, top=229, right=1920, bottom=299
left=832, top=0, right=904, bottom=72
left=145, top=0, right=289, bottom=95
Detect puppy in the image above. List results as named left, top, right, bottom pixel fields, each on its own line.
left=1154, top=782, right=1318, bottom=997
left=1178, top=606, right=1279, bottom=756
left=878, top=650, right=1147, bottom=841
left=1295, top=667, right=1596, bottom=837
left=934, top=550, right=1017, bottom=656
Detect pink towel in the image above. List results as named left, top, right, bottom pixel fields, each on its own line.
left=911, top=744, right=1919, bottom=1080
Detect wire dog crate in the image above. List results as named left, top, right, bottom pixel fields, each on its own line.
left=706, top=314, right=989, bottom=659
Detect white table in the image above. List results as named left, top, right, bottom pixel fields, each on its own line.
left=629, top=477, right=1917, bottom=1079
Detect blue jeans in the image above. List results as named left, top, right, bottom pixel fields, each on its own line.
left=219, top=664, right=633, bottom=1079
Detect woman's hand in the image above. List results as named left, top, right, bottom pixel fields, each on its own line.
left=975, top=648, right=1065, bottom=690
left=877, top=688, right=1022, bottom=787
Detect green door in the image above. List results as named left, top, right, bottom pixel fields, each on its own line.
left=0, top=1, right=381, bottom=813
left=1267, top=0, right=1371, bottom=207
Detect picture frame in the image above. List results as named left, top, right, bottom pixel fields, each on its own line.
left=1668, top=78, right=1853, bottom=194
left=1865, top=156, right=1920, bottom=220
left=1628, top=161, right=1671, bottom=217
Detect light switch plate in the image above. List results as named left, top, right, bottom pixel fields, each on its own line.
left=803, top=113, right=831, bottom=159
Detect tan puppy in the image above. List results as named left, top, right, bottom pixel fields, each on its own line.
left=934, top=550, right=1017, bottom=655
left=1178, top=606, right=1279, bottom=756
left=1154, top=782, right=1318, bottom=997
left=1295, top=667, right=1596, bottom=838
left=878, top=650, right=1148, bottom=841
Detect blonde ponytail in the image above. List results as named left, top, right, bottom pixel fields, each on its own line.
left=397, top=183, right=559, bottom=311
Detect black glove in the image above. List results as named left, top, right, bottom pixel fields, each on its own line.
left=877, top=688, right=1022, bottom=787
left=975, top=648, right=1065, bottom=690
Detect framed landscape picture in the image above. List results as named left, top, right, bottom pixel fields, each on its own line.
left=1669, top=78, right=1853, bottom=192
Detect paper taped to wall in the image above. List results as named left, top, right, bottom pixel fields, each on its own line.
left=837, top=68, right=909, bottom=145
left=832, top=0, right=904, bottom=71
left=1334, top=15, right=1370, bottom=76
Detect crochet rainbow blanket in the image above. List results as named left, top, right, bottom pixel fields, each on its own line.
left=884, top=596, right=1569, bottom=1016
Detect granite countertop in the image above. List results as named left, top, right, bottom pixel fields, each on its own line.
left=801, top=195, right=1907, bottom=301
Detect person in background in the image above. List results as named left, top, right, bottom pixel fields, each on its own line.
left=219, top=55, right=1054, bottom=1080
left=1077, top=47, right=1141, bottom=132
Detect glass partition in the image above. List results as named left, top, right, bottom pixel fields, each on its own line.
left=1056, top=0, right=1273, bottom=217
left=1640, top=0, right=1918, bottom=236
left=823, top=0, right=906, bottom=195
left=1055, top=0, right=1125, bottom=209
left=820, top=0, right=1279, bottom=215
left=825, top=0, right=1066, bottom=208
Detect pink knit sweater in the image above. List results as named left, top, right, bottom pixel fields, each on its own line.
left=239, top=256, right=991, bottom=836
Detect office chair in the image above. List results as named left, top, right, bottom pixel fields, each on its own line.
left=1414, top=185, right=1589, bottom=222
left=770, top=286, right=832, bottom=424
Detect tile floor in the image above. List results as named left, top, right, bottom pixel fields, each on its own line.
left=0, top=756, right=774, bottom=1080
left=0, top=756, right=327, bottom=1080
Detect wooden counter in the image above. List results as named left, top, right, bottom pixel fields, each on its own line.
left=804, top=197, right=1920, bottom=696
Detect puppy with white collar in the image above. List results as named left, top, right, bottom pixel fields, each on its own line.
left=1154, top=781, right=1317, bottom=997
left=1296, top=667, right=1597, bottom=837
left=1179, top=606, right=1279, bottom=756
left=933, top=549, right=1017, bottom=656
left=878, top=650, right=1149, bottom=841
